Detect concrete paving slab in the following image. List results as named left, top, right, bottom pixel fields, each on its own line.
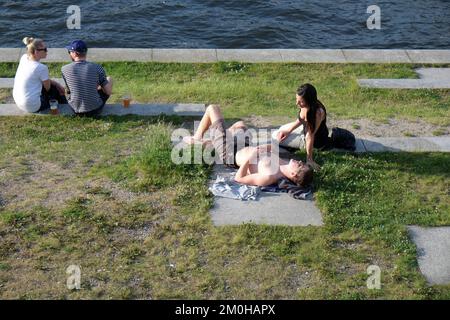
left=100, top=103, right=205, bottom=116
left=355, top=139, right=367, bottom=153
left=361, top=137, right=448, bottom=152
left=209, top=165, right=323, bottom=226
left=45, top=48, right=70, bottom=62
left=0, top=103, right=205, bottom=117
left=342, top=50, right=411, bottom=63
left=152, top=49, right=217, bottom=63
left=0, top=78, right=65, bottom=89
left=0, top=104, right=39, bottom=116
left=358, top=79, right=450, bottom=89
left=19, top=47, right=26, bottom=59
left=408, top=226, right=450, bottom=285
left=2, top=48, right=450, bottom=63
left=0, top=78, right=14, bottom=89
left=38, top=104, right=75, bottom=115
left=88, top=48, right=152, bottom=62
left=358, top=67, right=450, bottom=89
left=0, top=48, right=22, bottom=62
left=423, top=137, right=450, bottom=152
left=416, top=68, right=450, bottom=81
left=216, top=49, right=283, bottom=62
left=407, top=50, right=450, bottom=64
left=0, top=104, right=75, bottom=116
left=279, top=49, right=346, bottom=63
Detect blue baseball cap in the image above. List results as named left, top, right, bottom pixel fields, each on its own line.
left=65, top=40, right=88, bottom=53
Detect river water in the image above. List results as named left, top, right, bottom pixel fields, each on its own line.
left=0, top=0, right=449, bottom=48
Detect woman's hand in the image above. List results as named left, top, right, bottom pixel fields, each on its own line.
left=276, top=130, right=290, bottom=142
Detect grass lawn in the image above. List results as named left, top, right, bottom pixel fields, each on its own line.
left=0, top=62, right=449, bottom=125
left=0, top=62, right=449, bottom=299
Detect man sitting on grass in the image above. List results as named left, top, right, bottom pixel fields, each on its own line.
left=62, top=40, right=113, bottom=117
left=183, top=104, right=313, bottom=187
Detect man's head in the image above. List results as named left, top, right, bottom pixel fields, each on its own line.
left=66, top=40, right=88, bottom=61
left=287, top=159, right=313, bottom=187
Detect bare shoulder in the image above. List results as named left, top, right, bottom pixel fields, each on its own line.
left=317, top=107, right=325, bottom=116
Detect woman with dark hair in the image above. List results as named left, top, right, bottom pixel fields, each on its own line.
left=272, top=83, right=329, bottom=170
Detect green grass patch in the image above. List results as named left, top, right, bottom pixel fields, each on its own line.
left=0, top=62, right=449, bottom=125
left=432, top=129, right=447, bottom=136
left=0, top=62, right=449, bottom=299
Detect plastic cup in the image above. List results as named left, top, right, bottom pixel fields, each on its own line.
left=49, top=99, right=59, bottom=115
left=122, top=95, right=131, bottom=108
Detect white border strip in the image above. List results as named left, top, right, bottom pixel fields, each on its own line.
left=1, top=49, right=450, bottom=63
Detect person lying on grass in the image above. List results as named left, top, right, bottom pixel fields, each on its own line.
left=183, top=104, right=313, bottom=187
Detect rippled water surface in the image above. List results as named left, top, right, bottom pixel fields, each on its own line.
left=0, top=0, right=449, bottom=48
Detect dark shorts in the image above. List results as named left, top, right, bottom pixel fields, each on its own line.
left=38, top=84, right=68, bottom=112
left=210, top=119, right=250, bottom=168
left=74, top=90, right=109, bottom=117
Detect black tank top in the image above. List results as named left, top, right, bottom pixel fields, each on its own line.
left=298, top=107, right=329, bottom=149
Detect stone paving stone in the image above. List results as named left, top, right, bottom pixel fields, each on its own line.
left=279, top=49, right=346, bottom=63
left=216, top=49, right=283, bottom=62
left=0, top=48, right=22, bottom=62
left=423, top=137, right=450, bottom=152
left=0, top=78, right=14, bottom=89
left=1, top=48, right=450, bottom=63
left=88, top=48, right=152, bottom=62
left=152, top=49, right=217, bottom=63
left=0, top=78, right=65, bottom=88
left=342, top=49, right=411, bottom=63
left=355, top=139, right=367, bottom=153
left=358, top=79, right=450, bottom=89
left=358, top=68, right=450, bottom=89
left=100, top=103, right=205, bottom=116
left=408, top=226, right=450, bottom=285
left=45, top=48, right=70, bottom=62
left=209, top=165, right=324, bottom=227
left=361, top=137, right=447, bottom=152
left=406, top=50, right=450, bottom=64
left=0, top=103, right=205, bottom=117
left=416, top=68, right=450, bottom=81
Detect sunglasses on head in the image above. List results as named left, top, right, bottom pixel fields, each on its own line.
left=36, top=48, right=48, bottom=52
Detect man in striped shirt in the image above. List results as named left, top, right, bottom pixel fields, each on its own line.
left=62, top=40, right=113, bottom=116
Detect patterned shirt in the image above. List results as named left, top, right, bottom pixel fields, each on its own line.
left=62, top=60, right=109, bottom=113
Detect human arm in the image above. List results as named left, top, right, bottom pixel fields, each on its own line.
left=97, top=66, right=112, bottom=96
left=276, top=118, right=303, bottom=142
left=235, top=172, right=275, bottom=187
left=42, top=79, right=51, bottom=92
left=61, top=72, right=71, bottom=95
left=304, top=109, right=325, bottom=170
left=40, top=65, right=51, bottom=91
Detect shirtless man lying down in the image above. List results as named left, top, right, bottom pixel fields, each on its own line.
left=183, top=104, right=313, bottom=187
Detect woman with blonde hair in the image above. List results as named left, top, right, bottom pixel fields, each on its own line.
left=13, top=37, right=66, bottom=113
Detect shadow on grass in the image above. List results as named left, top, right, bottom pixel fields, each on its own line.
left=316, top=151, right=449, bottom=181
left=311, top=150, right=449, bottom=240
